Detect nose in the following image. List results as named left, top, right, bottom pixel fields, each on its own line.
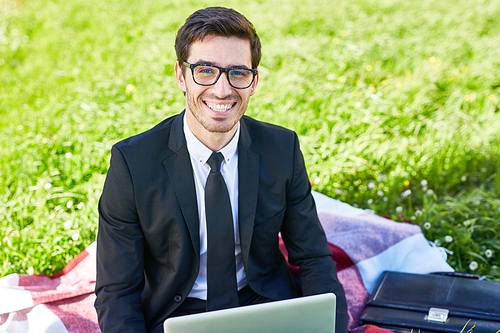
left=211, top=72, right=233, bottom=98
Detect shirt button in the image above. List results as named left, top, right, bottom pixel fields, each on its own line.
left=174, top=295, right=182, bottom=303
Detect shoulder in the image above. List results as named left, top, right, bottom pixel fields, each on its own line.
left=113, top=113, right=181, bottom=153
left=241, top=115, right=295, bottom=135
left=240, top=116, right=298, bottom=147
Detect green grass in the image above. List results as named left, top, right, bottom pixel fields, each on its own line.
left=1, top=0, right=499, bottom=280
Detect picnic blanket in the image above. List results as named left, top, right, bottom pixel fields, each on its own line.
left=0, top=191, right=453, bottom=333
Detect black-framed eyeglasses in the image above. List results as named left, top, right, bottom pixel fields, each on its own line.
left=183, top=62, right=258, bottom=89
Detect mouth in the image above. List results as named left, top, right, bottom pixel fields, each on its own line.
left=204, top=101, right=236, bottom=113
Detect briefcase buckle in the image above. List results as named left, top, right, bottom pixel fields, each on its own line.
left=426, top=307, right=449, bottom=323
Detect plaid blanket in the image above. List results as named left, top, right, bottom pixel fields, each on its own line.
left=0, top=192, right=453, bottom=332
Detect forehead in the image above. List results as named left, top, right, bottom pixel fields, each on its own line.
left=186, top=35, right=252, bottom=67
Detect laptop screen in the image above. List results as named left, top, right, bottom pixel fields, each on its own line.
left=164, top=292, right=336, bottom=333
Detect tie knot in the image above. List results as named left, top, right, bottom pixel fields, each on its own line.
left=207, top=152, right=224, bottom=173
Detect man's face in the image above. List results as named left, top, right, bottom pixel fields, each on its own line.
left=175, top=35, right=258, bottom=141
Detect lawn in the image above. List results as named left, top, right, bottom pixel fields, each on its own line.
left=1, top=0, right=499, bottom=280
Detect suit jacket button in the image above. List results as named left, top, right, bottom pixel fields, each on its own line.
left=174, top=295, right=182, bottom=303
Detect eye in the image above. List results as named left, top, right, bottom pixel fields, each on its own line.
left=196, top=66, right=217, bottom=75
left=229, top=69, right=251, bottom=77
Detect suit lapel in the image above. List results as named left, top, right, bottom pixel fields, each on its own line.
left=238, top=118, right=260, bottom=269
left=163, top=115, right=259, bottom=266
left=163, top=112, right=200, bottom=258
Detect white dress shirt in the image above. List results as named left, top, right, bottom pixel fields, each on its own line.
left=183, top=115, right=248, bottom=300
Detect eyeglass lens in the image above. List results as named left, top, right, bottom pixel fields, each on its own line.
left=193, top=65, right=254, bottom=88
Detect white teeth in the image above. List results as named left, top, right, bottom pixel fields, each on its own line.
left=207, top=103, right=233, bottom=112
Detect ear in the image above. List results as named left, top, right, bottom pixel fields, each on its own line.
left=174, top=61, right=187, bottom=93
left=249, top=71, right=259, bottom=96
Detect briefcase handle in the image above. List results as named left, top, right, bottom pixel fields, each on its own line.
left=431, top=271, right=486, bottom=280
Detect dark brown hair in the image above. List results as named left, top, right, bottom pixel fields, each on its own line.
left=175, top=7, right=261, bottom=69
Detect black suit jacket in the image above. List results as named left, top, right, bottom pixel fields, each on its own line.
left=95, top=112, right=348, bottom=333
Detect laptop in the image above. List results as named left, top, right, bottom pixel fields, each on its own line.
left=164, top=292, right=336, bottom=333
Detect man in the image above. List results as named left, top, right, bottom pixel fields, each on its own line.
left=95, top=7, right=348, bottom=333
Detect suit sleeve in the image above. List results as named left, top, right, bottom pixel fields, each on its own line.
left=280, top=134, right=348, bottom=333
left=95, top=145, right=148, bottom=333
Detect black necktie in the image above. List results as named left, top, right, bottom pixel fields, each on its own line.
left=205, top=152, right=239, bottom=311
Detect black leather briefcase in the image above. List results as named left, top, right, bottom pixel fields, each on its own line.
left=360, top=271, right=500, bottom=333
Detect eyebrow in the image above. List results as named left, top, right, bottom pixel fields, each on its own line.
left=193, top=59, right=251, bottom=69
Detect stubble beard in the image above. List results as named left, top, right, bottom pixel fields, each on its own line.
left=186, top=90, right=247, bottom=134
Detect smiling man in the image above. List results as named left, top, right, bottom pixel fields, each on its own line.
left=95, top=7, right=348, bottom=333
left=177, top=35, right=257, bottom=151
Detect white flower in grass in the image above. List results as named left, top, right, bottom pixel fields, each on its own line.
left=77, top=202, right=85, bottom=210
left=27, top=267, right=35, bottom=275
left=485, top=249, right=493, bottom=258
left=72, top=232, right=80, bottom=241
left=423, top=222, right=431, bottom=230
left=415, top=210, right=422, bottom=216
left=335, top=189, right=343, bottom=195
left=66, top=200, right=73, bottom=209
left=367, top=199, right=373, bottom=204
left=43, top=183, right=52, bottom=190
left=421, top=179, right=428, bottom=186
left=377, top=190, right=384, bottom=197
left=444, top=235, right=453, bottom=243
left=396, top=206, right=403, bottom=213
left=64, top=220, right=73, bottom=230
left=125, top=84, right=137, bottom=93
left=368, top=182, right=375, bottom=190
left=401, top=189, right=412, bottom=198
left=469, top=261, right=478, bottom=271
left=80, top=103, right=91, bottom=111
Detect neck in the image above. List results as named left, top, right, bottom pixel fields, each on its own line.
left=185, top=114, right=238, bottom=152
left=199, top=130, right=237, bottom=152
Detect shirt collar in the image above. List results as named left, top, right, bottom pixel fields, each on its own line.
left=183, top=114, right=239, bottom=166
